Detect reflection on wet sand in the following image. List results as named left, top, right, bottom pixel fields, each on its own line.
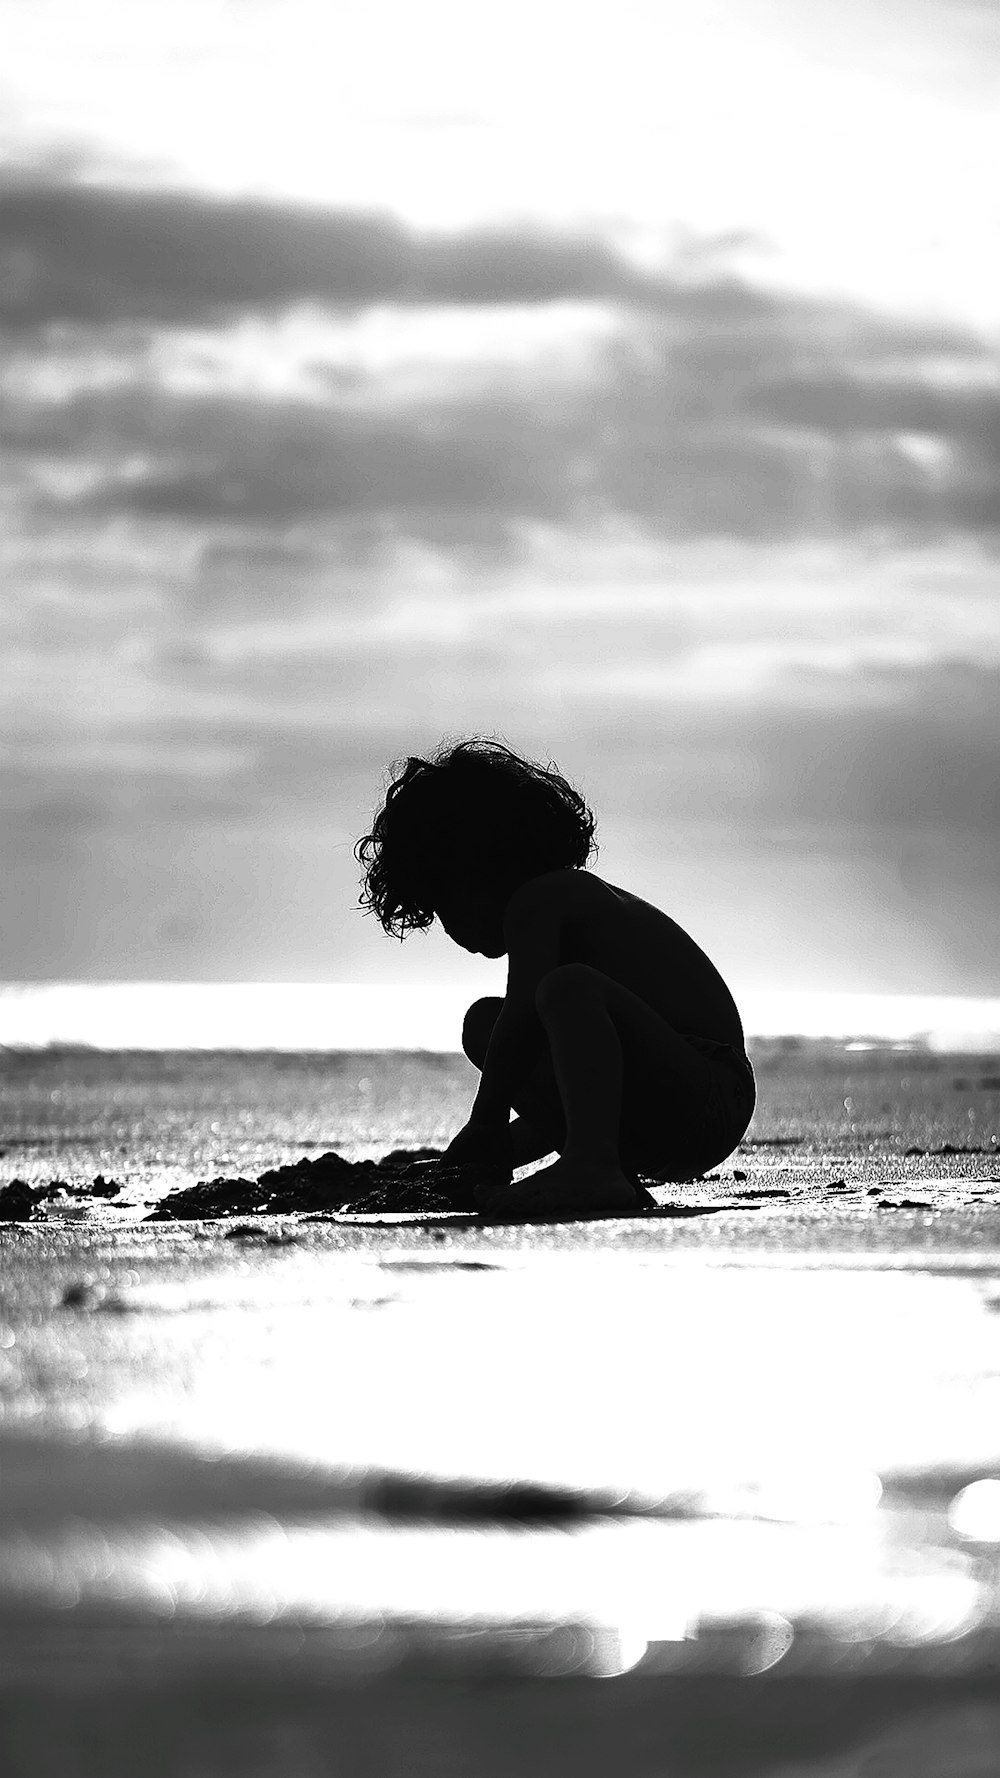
left=2, top=1043, right=1000, bottom=1774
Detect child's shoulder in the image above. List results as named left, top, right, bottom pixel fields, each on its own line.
left=506, top=867, right=613, bottom=920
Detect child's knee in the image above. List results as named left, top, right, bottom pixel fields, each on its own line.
left=461, top=996, right=503, bottom=1067
left=534, top=962, right=601, bottom=1020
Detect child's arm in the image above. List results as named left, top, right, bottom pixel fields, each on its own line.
left=444, top=878, right=563, bottom=1159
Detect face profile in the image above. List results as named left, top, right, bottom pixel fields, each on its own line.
left=431, top=882, right=508, bottom=956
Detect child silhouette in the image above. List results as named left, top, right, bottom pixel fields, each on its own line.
left=357, top=739, right=755, bottom=1220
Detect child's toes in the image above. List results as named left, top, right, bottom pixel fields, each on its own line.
left=474, top=1177, right=509, bottom=1215
left=477, top=1181, right=568, bottom=1223
left=476, top=1179, right=533, bottom=1221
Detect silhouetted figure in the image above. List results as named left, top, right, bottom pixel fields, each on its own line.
left=357, top=740, right=755, bottom=1219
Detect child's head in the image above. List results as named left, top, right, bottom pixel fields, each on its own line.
left=356, top=738, right=596, bottom=942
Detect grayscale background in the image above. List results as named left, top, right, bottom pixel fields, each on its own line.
left=2, top=0, right=998, bottom=1012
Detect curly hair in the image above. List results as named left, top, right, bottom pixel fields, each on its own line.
left=356, top=738, right=597, bottom=937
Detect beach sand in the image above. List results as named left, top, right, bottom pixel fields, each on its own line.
left=1, top=1041, right=999, bottom=1775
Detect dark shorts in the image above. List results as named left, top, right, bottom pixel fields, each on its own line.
left=630, top=1036, right=757, bottom=1183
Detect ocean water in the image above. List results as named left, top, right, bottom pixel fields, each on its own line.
left=3, top=982, right=1000, bottom=1053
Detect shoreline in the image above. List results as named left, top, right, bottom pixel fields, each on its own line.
left=3, top=985, right=999, bottom=1053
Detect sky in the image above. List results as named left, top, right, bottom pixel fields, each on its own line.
left=2, top=0, right=999, bottom=1005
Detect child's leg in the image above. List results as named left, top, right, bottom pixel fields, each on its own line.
left=480, top=964, right=732, bottom=1218
left=461, top=996, right=564, bottom=1167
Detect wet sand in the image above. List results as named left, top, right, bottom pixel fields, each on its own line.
left=1, top=1044, right=999, bottom=1775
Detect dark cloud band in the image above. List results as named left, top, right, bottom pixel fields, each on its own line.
left=0, top=182, right=731, bottom=326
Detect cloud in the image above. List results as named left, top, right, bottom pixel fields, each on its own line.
left=1, top=177, right=980, bottom=347
left=749, top=374, right=1000, bottom=471
left=4, top=180, right=996, bottom=546
left=2, top=183, right=997, bottom=990
left=3, top=213, right=994, bottom=547
left=0, top=181, right=762, bottom=328
left=6, top=570, right=999, bottom=833
left=5, top=348, right=999, bottom=543
left=87, top=402, right=570, bottom=525
left=0, top=186, right=405, bottom=326
left=4, top=531, right=999, bottom=987
left=746, top=373, right=1000, bottom=529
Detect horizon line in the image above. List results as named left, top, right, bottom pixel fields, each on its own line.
left=2, top=983, right=998, bottom=1055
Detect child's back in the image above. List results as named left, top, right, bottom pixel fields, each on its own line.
left=505, top=867, right=745, bottom=1050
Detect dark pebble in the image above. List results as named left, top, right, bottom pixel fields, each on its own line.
left=369, top=1476, right=585, bottom=1522
left=61, top=1281, right=104, bottom=1309
left=732, top=1169, right=748, bottom=1182
left=145, top=1177, right=264, bottom=1221
left=0, top=1180, right=45, bottom=1221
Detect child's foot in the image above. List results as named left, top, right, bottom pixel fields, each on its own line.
left=423, top=1158, right=512, bottom=1212
left=476, top=1155, right=649, bottom=1222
